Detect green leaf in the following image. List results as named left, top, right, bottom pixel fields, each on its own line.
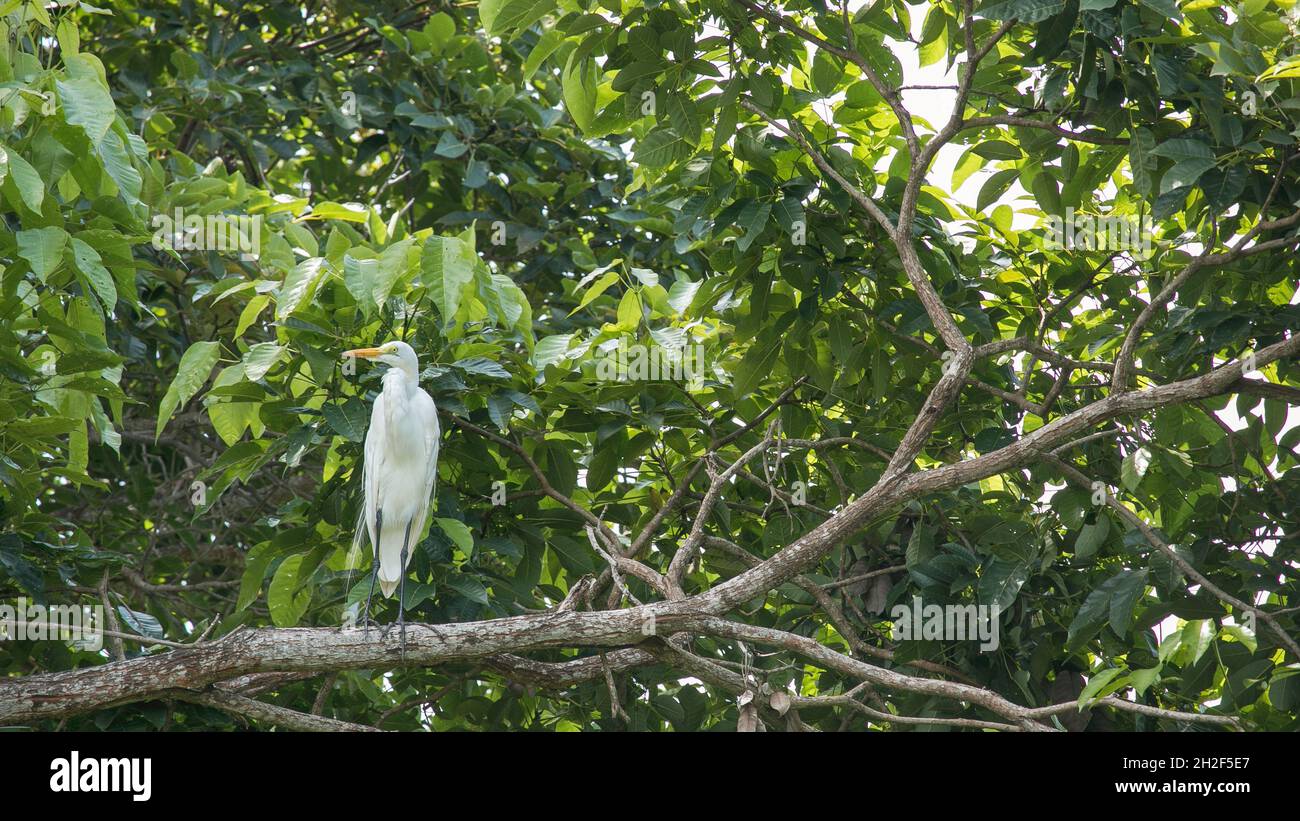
left=532, top=333, right=574, bottom=368
left=237, top=542, right=277, bottom=612
left=1269, top=672, right=1300, bottom=712
left=487, top=392, right=513, bottom=430
left=56, top=349, right=125, bottom=375
left=1066, top=584, right=1112, bottom=649
left=772, top=196, right=805, bottom=233
left=635, top=127, right=688, bottom=168
left=522, top=28, right=564, bottom=82
left=480, top=0, right=556, bottom=39
left=1108, top=569, right=1147, bottom=637
left=0, top=144, right=45, bottom=212
left=402, top=581, right=438, bottom=612
left=453, top=356, right=510, bottom=378
left=735, top=200, right=771, bottom=253
left=1151, top=137, right=1213, bottom=162
left=1031, top=172, right=1062, bottom=215
left=1200, top=166, right=1247, bottom=213
left=268, top=554, right=313, bottom=627
left=343, top=251, right=378, bottom=310
left=615, top=288, right=642, bottom=329
left=713, top=100, right=737, bottom=153
left=1077, top=667, right=1124, bottom=706
left=586, top=441, right=618, bottom=491
left=422, top=235, right=476, bottom=323
left=17, top=226, right=69, bottom=283
left=1121, top=447, right=1151, bottom=492
left=464, top=159, right=489, bottom=189
left=973, top=140, right=1022, bottom=160
left=811, top=50, right=843, bottom=95
left=236, top=294, right=271, bottom=338
left=667, top=277, right=701, bottom=315
left=373, top=238, right=416, bottom=307
left=1137, top=0, right=1180, bottom=17
left=844, top=80, right=882, bottom=109
left=977, top=168, right=1019, bottom=212
left=978, top=558, right=1030, bottom=611
left=70, top=238, right=117, bottom=311
left=1161, top=158, right=1215, bottom=193
left=277, top=257, right=329, bottom=320
left=1067, top=569, right=1147, bottom=649
left=305, top=201, right=369, bottom=222
left=5, top=416, right=80, bottom=438
left=979, top=0, right=1067, bottom=24
left=156, top=341, right=221, bottom=439
left=918, top=6, right=949, bottom=66
left=1153, top=185, right=1190, bottom=220
left=208, top=395, right=262, bottom=446
left=98, top=131, right=142, bottom=204
left=666, top=94, right=701, bottom=143
left=1129, top=127, right=1156, bottom=195
left=116, top=605, right=165, bottom=640
left=570, top=270, right=620, bottom=315
left=57, top=76, right=117, bottom=143
left=1074, top=515, right=1110, bottom=560
left=733, top=333, right=781, bottom=398
left=436, top=517, right=474, bottom=556
left=562, top=51, right=597, bottom=133
left=445, top=573, right=489, bottom=605
left=240, top=342, right=285, bottom=382
left=612, top=60, right=665, bottom=92
left=322, top=398, right=369, bottom=442
left=1128, top=666, right=1160, bottom=696
left=0, top=537, right=42, bottom=598
left=434, top=130, right=469, bottom=158
left=424, top=11, right=456, bottom=48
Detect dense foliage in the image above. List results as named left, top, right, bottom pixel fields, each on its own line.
left=1, top=0, right=1298, bottom=731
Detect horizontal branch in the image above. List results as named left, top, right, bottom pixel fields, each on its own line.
left=176, top=689, right=383, bottom=732
left=0, top=608, right=695, bottom=724
left=960, top=115, right=1128, bottom=145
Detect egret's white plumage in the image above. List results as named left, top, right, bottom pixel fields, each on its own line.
left=344, top=340, right=440, bottom=603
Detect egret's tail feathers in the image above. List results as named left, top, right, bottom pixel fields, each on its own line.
left=375, top=517, right=410, bottom=599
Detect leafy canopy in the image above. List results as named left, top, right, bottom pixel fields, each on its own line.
left=0, top=0, right=1298, bottom=731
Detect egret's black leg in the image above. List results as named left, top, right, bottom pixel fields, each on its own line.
left=362, top=509, right=383, bottom=633
left=397, top=520, right=412, bottom=658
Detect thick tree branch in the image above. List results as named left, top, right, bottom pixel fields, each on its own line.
left=177, top=689, right=384, bottom=732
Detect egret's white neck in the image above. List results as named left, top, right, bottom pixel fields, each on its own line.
left=383, top=363, right=419, bottom=392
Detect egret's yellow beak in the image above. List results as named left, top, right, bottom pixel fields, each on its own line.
left=342, top=347, right=383, bottom=359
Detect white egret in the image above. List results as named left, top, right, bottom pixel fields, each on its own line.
left=342, top=340, right=440, bottom=647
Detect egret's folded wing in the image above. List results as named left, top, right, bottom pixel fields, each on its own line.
left=405, top=391, right=441, bottom=564
left=353, top=396, right=387, bottom=559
